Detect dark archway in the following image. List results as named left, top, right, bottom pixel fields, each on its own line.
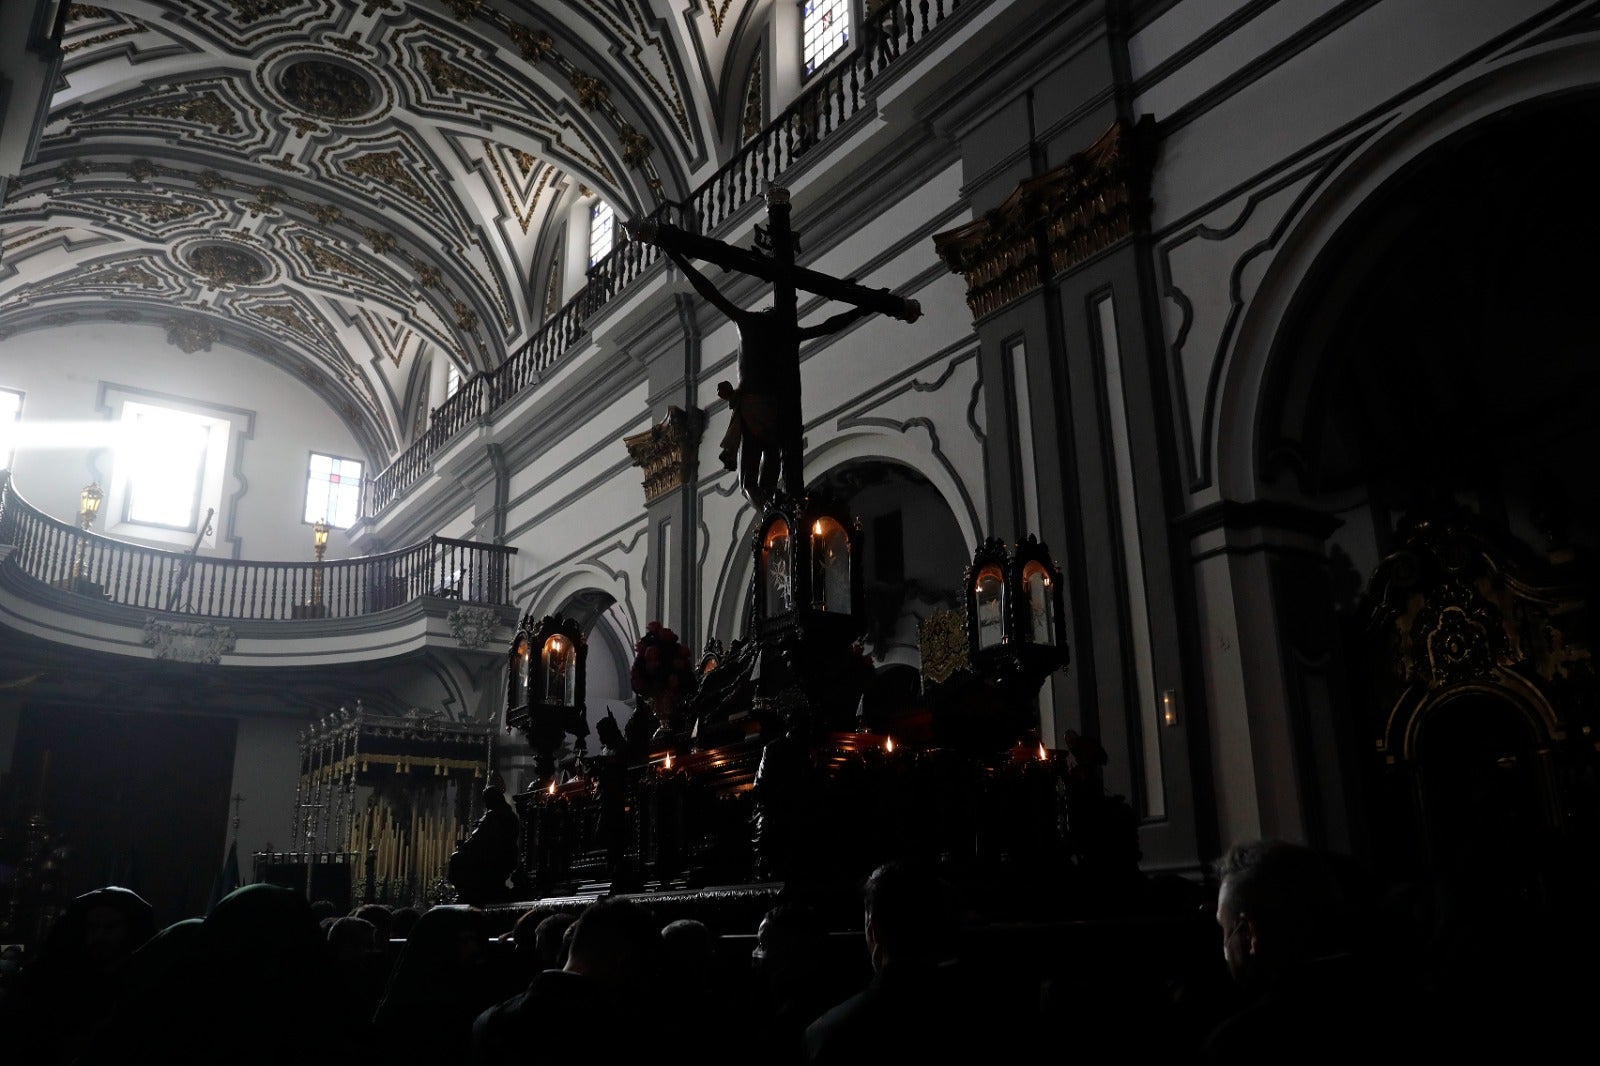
left=1258, top=94, right=1600, bottom=874
left=805, top=459, right=968, bottom=669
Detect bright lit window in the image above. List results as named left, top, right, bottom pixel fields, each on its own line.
left=118, top=402, right=225, bottom=531
left=0, top=387, right=21, bottom=471
left=446, top=363, right=463, bottom=397
left=305, top=452, right=364, bottom=529
left=588, top=200, right=614, bottom=267
left=803, top=0, right=850, bottom=75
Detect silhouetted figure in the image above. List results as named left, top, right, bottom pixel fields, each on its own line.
left=751, top=904, right=843, bottom=1065
left=391, top=906, right=423, bottom=939
left=373, top=905, right=496, bottom=1066
left=1204, top=841, right=1427, bottom=1064
left=450, top=787, right=521, bottom=905
left=804, top=862, right=996, bottom=1065
left=2, top=885, right=156, bottom=1065
left=327, top=916, right=383, bottom=1045
left=473, top=897, right=662, bottom=1065
left=661, top=917, right=715, bottom=1015
left=534, top=911, right=577, bottom=970
left=82, top=884, right=347, bottom=1066
left=354, top=903, right=395, bottom=946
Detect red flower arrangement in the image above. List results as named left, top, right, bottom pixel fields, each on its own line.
left=630, top=621, right=696, bottom=701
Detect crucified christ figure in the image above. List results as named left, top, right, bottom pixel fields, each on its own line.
left=666, top=247, right=870, bottom=506
left=630, top=186, right=920, bottom=508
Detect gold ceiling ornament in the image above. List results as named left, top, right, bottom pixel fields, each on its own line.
left=277, top=58, right=379, bottom=122
left=446, top=0, right=485, bottom=20
left=99, top=197, right=204, bottom=225
left=704, top=0, right=737, bottom=35
left=197, top=170, right=227, bottom=191
left=164, top=315, right=220, bottom=354
left=508, top=24, right=554, bottom=63
left=570, top=70, right=608, bottom=111
left=933, top=117, right=1155, bottom=320
left=361, top=227, right=397, bottom=253
left=241, top=184, right=285, bottom=217
left=297, top=235, right=375, bottom=282
left=619, top=125, right=652, bottom=169
left=329, top=34, right=370, bottom=57
left=54, top=160, right=90, bottom=183
left=255, top=303, right=316, bottom=338
left=284, top=116, right=323, bottom=136
left=360, top=0, right=397, bottom=15
left=341, top=149, right=430, bottom=207
left=312, top=203, right=342, bottom=225
left=187, top=243, right=270, bottom=288
left=130, top=94, right=241, bottom=136
left=226, top=0, right=298, bottom=27
left=415, top=263, right=442, bottom=288
left=450, top=297, right=479, bottom=332
left=511, top=148, right=537, bottom=174
left=622, top=405, right=705, bottom=504
left=127, top=159, right=157, bottom=183
left=68, top=3, right=109, bottom=19
left=419, top=45, right=506, bottom=100
left=95, top=263, right=162, bottom=288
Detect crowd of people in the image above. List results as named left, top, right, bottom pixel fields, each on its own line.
left=0, top=843, right=1582, bottom=1064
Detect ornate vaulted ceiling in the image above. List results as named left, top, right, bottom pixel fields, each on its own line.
left=0, top=0, right=765, bottom=461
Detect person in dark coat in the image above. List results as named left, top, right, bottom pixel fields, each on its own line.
left=449, top=786, right=521, bottom=905
left=373, top=905, right=497, bottom=1066
left=803, top=862, right=1011, bottom=1066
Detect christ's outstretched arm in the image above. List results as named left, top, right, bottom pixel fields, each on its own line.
left=797, top=305, right=872, bottom=340
left=666, top=248, right=746, bottom=322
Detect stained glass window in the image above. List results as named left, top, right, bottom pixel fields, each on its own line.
left=304, top=452, right=364, bottom=528
left=803, top=0, right=850, bottom=76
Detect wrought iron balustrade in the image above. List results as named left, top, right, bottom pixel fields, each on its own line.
left=0, top=473, right=516, bottom=621
left=365, top=0, right=975, bottom=518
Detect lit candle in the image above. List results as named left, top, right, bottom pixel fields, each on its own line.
left=884, top=736, right=895, bottom=754
left=1037, top=742, right=1048, bottom=762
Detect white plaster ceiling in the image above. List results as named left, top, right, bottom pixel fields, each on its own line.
left=0, top=0, right=767, bottom=461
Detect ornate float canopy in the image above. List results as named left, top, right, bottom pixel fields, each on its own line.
left=0, top=1, right=761, bottom=460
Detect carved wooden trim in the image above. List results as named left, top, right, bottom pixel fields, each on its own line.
left=622, top=405, right=705, bottom=505
left=934, top=117, right=1155, bottom=320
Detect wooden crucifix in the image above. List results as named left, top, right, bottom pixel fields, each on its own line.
left=627, top=185, right=921, bottom=507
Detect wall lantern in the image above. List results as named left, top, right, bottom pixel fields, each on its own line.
left=750, top=493, right=862, bottom=642
left=78, top=481, right=104, bottom=531
left=963, top=535, right=1069, bottom=677
left=506, top=614, right=589, bottom=781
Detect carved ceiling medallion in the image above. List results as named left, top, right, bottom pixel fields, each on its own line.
left=185, top=242, right=272, bottom=288
left=276, top=57, right=381, bottom=122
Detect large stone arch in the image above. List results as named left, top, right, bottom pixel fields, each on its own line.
left=1185, top=37, right=1600, bottom=853
left=703, top=428, right=981, bottom=650
left=1214, top=36, right=1600, bottom=502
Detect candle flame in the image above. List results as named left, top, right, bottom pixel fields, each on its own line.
left=813, top=520, right=824, bottom=536
left=884, top=736, right=895, bottom=753
left=547, top=779, right=556, bottom=796
left=1038, top=742, right=1048, bottom=761
left=664, top=753, right=673, bottom=770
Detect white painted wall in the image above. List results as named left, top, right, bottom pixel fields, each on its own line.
left=0, top=320, right=367, bottom=562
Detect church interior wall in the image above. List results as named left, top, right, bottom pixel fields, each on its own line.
left=1, top=320, right=366, bottom=564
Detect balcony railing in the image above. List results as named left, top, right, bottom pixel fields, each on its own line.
left=365, top=0, right=976, bottom=518
left=0, top=473, right=516, bottom=621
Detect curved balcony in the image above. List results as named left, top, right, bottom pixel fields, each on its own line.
left=0, top=473, right=516, bottom=667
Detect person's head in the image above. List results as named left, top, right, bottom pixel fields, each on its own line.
left=353, top=904, right=394, bottom=944
left=753, top=903, right=826, bottom=994
left=310, top=899, right=340, bottom=923
left=660, top=918, right=714, bottom=984
left=1213, top=840, right=1349, bottom=988
left=862, top=861, right=954, bottom=972
left=564, top=898, right=660, bottom=984
left=327, top=916, right=378, bottom=965
left=391, top=907, right=423, bottom=940
left=528, top=911, right=577, bottom=969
